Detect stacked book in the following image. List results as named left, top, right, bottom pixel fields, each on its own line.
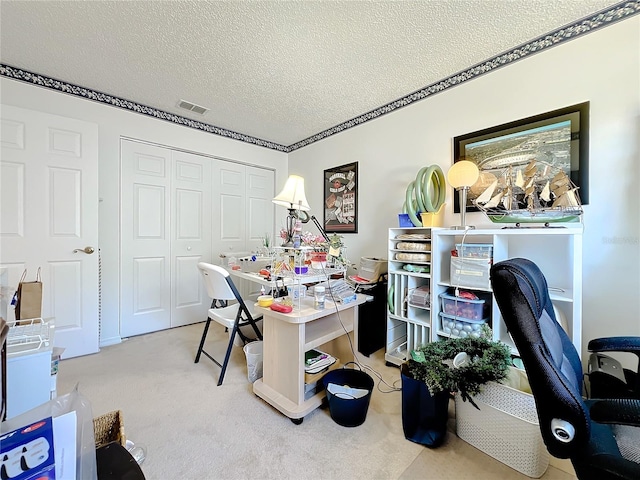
left=305, top=348, right=337, bottom=374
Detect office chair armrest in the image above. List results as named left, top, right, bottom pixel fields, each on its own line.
left=588, top=336, right=640, bottom=355
left=589, top=398, right=640, bottom=426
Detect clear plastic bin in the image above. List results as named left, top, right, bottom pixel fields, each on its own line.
left=450, top=257, right=491, bottom=289
left=455, top=243, right=493, bottom=259
left=439, top=292, right=487, bottom=320
left=409, top=286, right=430, bottom=307
left=439, top=312, right=486, bottom=338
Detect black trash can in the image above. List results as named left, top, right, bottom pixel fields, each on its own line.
left=322, top=364, right=374, bottom=427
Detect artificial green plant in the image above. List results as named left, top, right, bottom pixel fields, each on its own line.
left=407, top=326, right=511, bottom=408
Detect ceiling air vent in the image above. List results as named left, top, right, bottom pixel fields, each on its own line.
left=177, top=99, right=209, bottom=115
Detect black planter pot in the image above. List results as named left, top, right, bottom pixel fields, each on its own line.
left=400, top=363, right=450, bottom=448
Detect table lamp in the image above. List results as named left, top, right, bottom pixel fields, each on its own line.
left=447, top=160, right=480, bottom=229
left=272, top=175, right=311, bottom=246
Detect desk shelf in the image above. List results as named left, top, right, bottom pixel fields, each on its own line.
left=304, top=305, right=354, bottom=351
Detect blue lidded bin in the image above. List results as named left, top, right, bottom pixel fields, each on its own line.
left=398, top=213, right=414, bottom=227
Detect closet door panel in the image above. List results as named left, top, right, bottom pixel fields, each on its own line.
left=171, top=150, right=211, bottom=328
left=121, top=140, right=171, bottom=337
left=246, top=166, right=275, bottom=249
left=212, top=160, right=246, bottom=254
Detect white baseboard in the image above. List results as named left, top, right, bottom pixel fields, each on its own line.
left=99, top=336, right=122, bottom=347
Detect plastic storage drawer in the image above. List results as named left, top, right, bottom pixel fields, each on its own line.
left=439, top=292, right=487, bottom=320
left=450, top=257, right=491, bottom=289
left=455, top=243, right=493, bottom=259
left=439, top=312, right=486, bottom=338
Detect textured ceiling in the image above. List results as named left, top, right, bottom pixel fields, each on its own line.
left=0, top=1, right=624, bottom=148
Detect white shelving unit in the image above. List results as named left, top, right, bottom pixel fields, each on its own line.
left=431, top=226, right=583, bottom=356
left=385, top=227, right=433, bottom=366
left=385, top=226, right=583, bottom=363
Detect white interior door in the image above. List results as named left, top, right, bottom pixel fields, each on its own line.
left=170, top=150, right=211, bottom=328
left=0, top=105, right=99, bottom=358
left=120, top=139, right=171, bottom=337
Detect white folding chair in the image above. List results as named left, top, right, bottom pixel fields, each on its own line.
left=195, top=262, right=263, bottom=385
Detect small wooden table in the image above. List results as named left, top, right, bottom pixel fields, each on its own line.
left=253, top=295, right=366, bottom=424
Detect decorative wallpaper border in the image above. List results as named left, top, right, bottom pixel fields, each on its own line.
left=1, top=1, right=638, bottom=153
left=288, top=0, right=640, bottom=152
left=0, top=64, right=289, bottom=152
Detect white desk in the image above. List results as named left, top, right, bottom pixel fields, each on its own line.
left=226, top=267, right=342, bottom=287
left=226, top=268, right=283, bottom=288
left=252, top=294, right=366, bottom=424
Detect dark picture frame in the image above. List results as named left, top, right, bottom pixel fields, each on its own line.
left=324, top=162, right=358, bottom=233
left=453, top=102, right=589, bottom=213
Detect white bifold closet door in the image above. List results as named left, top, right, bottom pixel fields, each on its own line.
left=120, top=140, right=274, bottom=338
left=211, top=159, right=275, bottom=298
left=211, top=159, right=275, bottom=256
left=120, top=140, right=212, bottom=337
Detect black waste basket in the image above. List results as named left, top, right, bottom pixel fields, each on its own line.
left=322, top=364, right=374, bottom=427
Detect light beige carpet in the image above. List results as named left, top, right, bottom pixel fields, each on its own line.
left=57, top=323, right=575, bottom=479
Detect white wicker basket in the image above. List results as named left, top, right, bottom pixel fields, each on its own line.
left=455, top=381, right=550, bottom=478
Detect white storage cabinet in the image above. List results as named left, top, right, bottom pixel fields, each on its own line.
left=430, top=227, right=583, bottom=356
left=385, top=227, right=433, bottom=366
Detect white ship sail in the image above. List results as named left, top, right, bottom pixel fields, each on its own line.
left=515, top=169, right=524, bottom=189
left=552, top=187, right=581, bottom=208
left=475, top=179, right=498, bottom=204
left=540, top=181, right=551, bottom=202
left=502, top=188, right=514, bottom=210
left=524, top=160, right=537, bottom=179
left=484, top=191, right=504, bottom=209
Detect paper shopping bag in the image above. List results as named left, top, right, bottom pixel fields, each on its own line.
left=14, top=268, right=43, bottom=321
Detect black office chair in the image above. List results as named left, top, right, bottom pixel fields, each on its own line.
left=490, top=258, right=640, bottom=480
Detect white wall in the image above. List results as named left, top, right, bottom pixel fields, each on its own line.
left=288, top=17, right=640, bottom=362
left=0, top=78, right=289, bottom=345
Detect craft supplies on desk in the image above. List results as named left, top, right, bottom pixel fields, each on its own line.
left=315, top=279, right=356, bottom=304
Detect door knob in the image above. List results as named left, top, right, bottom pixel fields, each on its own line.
left=73, top=246, right=95, bottom=254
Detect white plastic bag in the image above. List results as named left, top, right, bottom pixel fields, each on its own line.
left=0, top=384, right=97, bottom=480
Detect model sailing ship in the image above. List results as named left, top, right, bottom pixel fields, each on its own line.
left=472, top=159, right=583, bottom=225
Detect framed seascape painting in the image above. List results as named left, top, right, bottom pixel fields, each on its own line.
left=453, top=102, right=590, bottom=214
left=324, top=162, right=358, bottom=233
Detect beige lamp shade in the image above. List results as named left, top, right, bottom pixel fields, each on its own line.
left=272, top=175, right=311, bottom=211
left=447, top=161, right=480, bottom=189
